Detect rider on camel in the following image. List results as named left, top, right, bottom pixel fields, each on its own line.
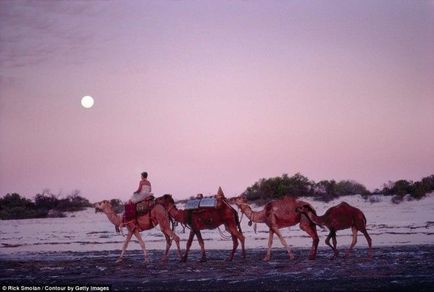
left=130, top=171, right=152, bottom=203
left=124, top=171, right=153, bottom=223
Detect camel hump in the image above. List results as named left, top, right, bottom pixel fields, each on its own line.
left=338, top=202, right=363, bottom=213
left=216, top=186, right=225, bottom=198
left=334, top=201, right=365, bottom=220
left=330, top=202, right=352, bottom=213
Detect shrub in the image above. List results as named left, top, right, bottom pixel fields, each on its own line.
left=0, top=190, right=92, bottom=220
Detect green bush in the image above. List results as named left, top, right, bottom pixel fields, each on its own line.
left=379, top=175, right=434, bottom=201
left=244, top=173, right=433, bottom=204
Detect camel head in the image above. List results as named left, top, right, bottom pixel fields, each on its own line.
left=229, top=194, right=248, bottom=206
left=94, top=200, right=113, bottom=213
left=94, top=200, right=123, bottom=233
left=296, top=203, right=325, bottom=229
left=295, top=204, right=316, bottom=215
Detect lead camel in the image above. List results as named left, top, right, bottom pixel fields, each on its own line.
left=94, top=200, right=182, bottom=263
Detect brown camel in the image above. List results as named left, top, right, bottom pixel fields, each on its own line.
left=229, top=195, right=319, bottom=261
left=156, top=187, right=245, bottom=262
left=296, top=201, right=372, bottom=259
left=94, top=200, right=182, bottom=263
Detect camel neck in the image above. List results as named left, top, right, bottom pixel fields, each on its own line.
left=238, top=202, right=265, bottom=223
left=168, top=205, right=187, bottom=224
left=103, top=207, right=122, bottom=226
left=306, top=211, right=325, bottom=225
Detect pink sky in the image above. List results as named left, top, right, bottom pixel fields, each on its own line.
left=1, top=1, right=433, bottom=201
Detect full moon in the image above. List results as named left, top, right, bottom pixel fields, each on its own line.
left=81, top=96, right=94, bottom=109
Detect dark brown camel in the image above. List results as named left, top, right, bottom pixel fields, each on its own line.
left=229, top=195, right=319, bottom=260
left=156, top=187, right=245, bottom=262
left=296, top=201, right=372, bottom=259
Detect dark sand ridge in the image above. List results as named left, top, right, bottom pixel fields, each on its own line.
left=1, top=245, right=433, bottom=291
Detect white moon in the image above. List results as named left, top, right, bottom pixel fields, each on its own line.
left=81, top=96, right=94, bottom=109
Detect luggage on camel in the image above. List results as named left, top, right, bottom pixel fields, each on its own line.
left=185, top=196, right=218, bottom=210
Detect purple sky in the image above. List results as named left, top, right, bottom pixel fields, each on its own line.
left=1, top=1, right=433, bottom=201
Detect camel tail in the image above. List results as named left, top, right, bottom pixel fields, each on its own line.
left=362, top=212, right=367, bottom=226
left=234, top=208, right=243, bottom=234
left=169, top=217, right=176, bottom=231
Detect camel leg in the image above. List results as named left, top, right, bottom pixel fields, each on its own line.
left=331, top=232, right=338, bottom=258
left=154, top=207, right=182, bottom=261
left=356, top=215, right=372, bottom=258
left=133, top=230, right=149, bottom=263
left=117, top=230, right=133, bottom=263
left=196, top=231, right=207, bottom=262
left=160, top=233, right=171, bottom=262
left=299, top=219, right=319, bottom=260
left=173, top=233, right=182, bottom=261
left=226, top=233, right=238, bottom=262
left=240, top=232, right=246, bottom=259
left=237, top=229, right=246, bottom=259
left=325, top=232, right=336, bottom=259
left=182, top=230, right=195, bottom=262
left=272, top=226, right=294, bottom=260
left=226, top=223, right=245, bottom=260
left=360, top=228, right=373, bottom=258
left=263, top=229, right=274, bottom=261
left=164, top=227, right=182, bottom=261
left=345, top=227, right=358, bottom=258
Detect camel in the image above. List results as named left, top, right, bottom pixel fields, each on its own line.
left=229, top=195, right=319, bottom=261
left=94, top=200, right=182, bottom=263
left=296, top=201, right=372, bottom=259
left=156, top=187, right=245, bottom=262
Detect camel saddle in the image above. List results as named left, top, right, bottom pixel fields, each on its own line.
left=136, top=195, right=155, bottom=216
left=185, top=196, right=217, bottom=210
left=124, top=196, right=155, bottom=222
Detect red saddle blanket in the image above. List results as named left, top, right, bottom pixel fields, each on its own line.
left=124, top=202, right=136, bottom=221
left=124, top=197, right=155, bottom=222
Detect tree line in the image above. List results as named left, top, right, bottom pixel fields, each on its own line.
left=244, top=173, right=434, bottom=205
left=0, top=190, right=91, bottom=220
left=1, top=174, right=433, bottom=219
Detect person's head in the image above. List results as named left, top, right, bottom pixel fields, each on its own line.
left=141, top=171, right=148, bottom=179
